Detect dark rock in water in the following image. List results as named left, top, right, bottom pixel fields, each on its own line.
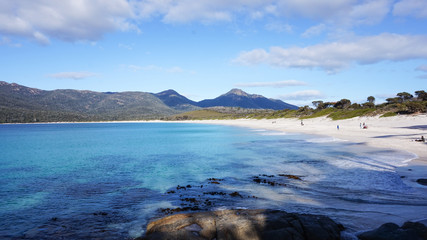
left=229, top=191, right=243, bottom=198
left=140, top=209, right=344, bottom=240
left=209, top=181, right=221, bottom=184
left=416, top=179, right=427, bottom=186
left=358, top=221, right=427, bottom=240
left=207, top=178, right=224, bottom=182
left=252, top=176, right=286, bottom=187
left=279, top=174, right=303, bottom=180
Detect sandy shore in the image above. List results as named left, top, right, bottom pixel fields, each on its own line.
left=189, top=114, right=427, bottom=188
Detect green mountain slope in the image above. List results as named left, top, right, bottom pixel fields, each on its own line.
left=0, top=81, right=179, bottom=123
left=0, top=82, right=300, bottom=123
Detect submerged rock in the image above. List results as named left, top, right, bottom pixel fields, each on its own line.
left=416, top=179, right=427, bottom=186
left=358, top=221, right=427, bottom=240
left=139, top=209, right=344, bottom=240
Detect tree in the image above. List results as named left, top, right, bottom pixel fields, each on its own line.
left=415, top=90, right=427, bottom=101
left=386, top=97, right=400, bottom=104
left=362, top=102, right=375, bottom=108
left=312, top=100, right=322, bottom=108
left=334, top=99, right=351, bottom=109
left=405, top=102, right=425, bottom=113
left=323, top=102, right=334, bottom=108
left=350, top=103, right=361, bottom=109
left=367, top=96, right=375, bottom=104
left=397, top=92, right=413, bottom=102
left=312, top=100, right=327, bottom=110
left=298, top=105, right=312, bottom=115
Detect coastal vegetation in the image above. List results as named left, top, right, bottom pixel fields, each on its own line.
left=167, top=90, right=427, bottom=121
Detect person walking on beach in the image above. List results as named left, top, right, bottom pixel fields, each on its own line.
left=337, top=125, right=339, bottom=130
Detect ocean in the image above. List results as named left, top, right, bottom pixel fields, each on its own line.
left=0, top=122, right=426, bottom=239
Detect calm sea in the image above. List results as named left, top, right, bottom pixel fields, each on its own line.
left=0, top=122, right=426, bottom=239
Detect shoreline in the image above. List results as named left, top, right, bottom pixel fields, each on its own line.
left=3, top=115, right=426, bottom=187
left=186, top=115, right=427, bottom=188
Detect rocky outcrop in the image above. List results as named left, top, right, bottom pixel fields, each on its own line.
left=140, top=209, right=344, bottom=240
left=358, top=221, right=427, bottom=240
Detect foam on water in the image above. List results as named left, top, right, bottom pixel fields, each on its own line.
left=0, top=123, right=426, bottom=238
left=258, top=131, right=288, bottom=136
left=305, top=136, right=347, bottom=143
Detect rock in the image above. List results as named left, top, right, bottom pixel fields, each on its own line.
left=278, top=174, right=303, bottom=181
left=416, top=179, right=427, bottom=186
left=140, top=209, right=344, bottom=240
left=358, top=221, right=427, bottom=240
left=229, top=192, right=243, bottom=198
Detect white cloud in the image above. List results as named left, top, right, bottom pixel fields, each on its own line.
left=416, top=64, right=427, bottom=72
left=275, top=0, right=391, bottom=27
left=393, top=0, right=427, bottom=18
left=302, top=24, right=327, bottom=38
left=265, top=22, right=293, bottom=33
left=47, top=72, right=97, bottom=80
left=376, top=93, right=397, bottom=100
left=0, top=36, right=21, bottom=47
left=275, top=0, right=353, bottom=19
left=279, top=90, right=324, bottom=100
left=234, top=49, right=268, bottom=65
left=133, top=0, right=392, bottom=27
left=133, top=0, right=266, bottom=23
left=0, top=0, right=397, bottom=43
left=118, top=43, right=133, bottom=50
left=235, top=80, right=307, bottom=88
left=0, top=0, right=136, bottom=43
left=348, top=0, right=392, bottom=26
left=234, top=33, right=427, bottom=73
left=414, top=64, right=427, bottom=79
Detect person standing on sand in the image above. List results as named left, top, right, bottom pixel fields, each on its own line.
left=415, top=136, right=425, bottom=142
left=337, top=125, right=339, bottom=130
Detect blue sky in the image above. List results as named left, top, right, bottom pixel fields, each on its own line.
left=1, top=0, right=427, bottom=106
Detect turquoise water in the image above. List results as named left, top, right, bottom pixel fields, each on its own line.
left=0, top=122, right=426, bottom=239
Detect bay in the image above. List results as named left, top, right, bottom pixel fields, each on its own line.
left=0, top=122, right=425, bottom=239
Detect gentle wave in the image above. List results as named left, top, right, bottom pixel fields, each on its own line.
left=305, top=137, right=347, bottom=143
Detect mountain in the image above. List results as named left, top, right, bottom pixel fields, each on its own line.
left=197, top=88, right=298, bottom=110
left=0, top=82, right=298, bottom=123
left=154, top=89, right=200, bottom=112
left=0, top=81, right=179, bottom=122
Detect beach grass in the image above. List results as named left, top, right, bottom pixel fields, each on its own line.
left=328, top=108, right=376, bottom=120
left=300, top=108, right=336, bottom=119
left=380, top=112, right=398, bottom=118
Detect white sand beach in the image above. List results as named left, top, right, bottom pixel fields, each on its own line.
left=190, top=114, right=427, bottom=188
